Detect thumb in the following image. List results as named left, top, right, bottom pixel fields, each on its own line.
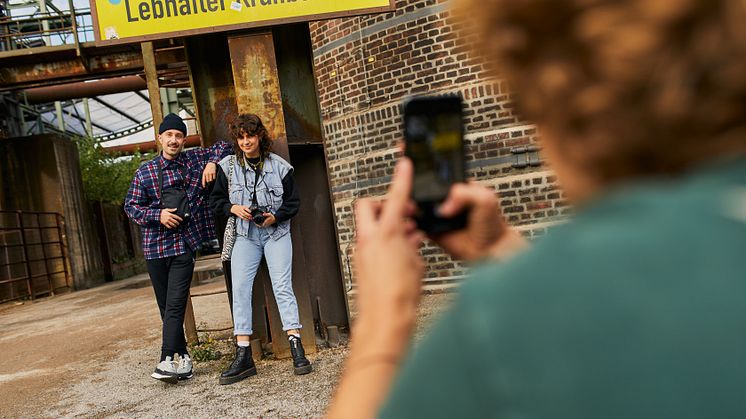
left=165, top=208, right=177, bottom=213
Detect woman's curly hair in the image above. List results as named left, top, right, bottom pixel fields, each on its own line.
left=229, top=113, right=272, bottom=162
left=460, top=0, right=746, bottom=186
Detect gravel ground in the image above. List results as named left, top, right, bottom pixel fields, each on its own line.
left=0, top=257, right=454, bottom=419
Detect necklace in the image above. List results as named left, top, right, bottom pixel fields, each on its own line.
left=245, top=155, right=263, bottom=171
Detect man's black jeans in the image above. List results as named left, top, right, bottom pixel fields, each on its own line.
left=146, top=248, right=195, bottom=361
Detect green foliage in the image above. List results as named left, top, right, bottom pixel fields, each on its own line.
left=75, top=136, right=155, bottom=204
left=190, top=334, right=223, bottom=362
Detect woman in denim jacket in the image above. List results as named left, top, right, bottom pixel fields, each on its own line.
left=210, top=113, right=311, bottom=384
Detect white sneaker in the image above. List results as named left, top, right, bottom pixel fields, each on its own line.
left=151, top=356, right=178, bottom=384
left=177, top=354, right=193, bottom=380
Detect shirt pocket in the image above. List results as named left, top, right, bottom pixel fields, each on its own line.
left=268, top=186, right=284, bottom=207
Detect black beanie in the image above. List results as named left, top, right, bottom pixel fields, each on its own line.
left=159, top=113, right=187, bottom=135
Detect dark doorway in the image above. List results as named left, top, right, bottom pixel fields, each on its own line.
left=289, top=143, right=348, bottom=332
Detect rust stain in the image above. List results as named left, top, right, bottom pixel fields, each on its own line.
left=228, top=33, right=287, bottom=158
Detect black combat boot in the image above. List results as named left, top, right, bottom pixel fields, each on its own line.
left=219, top=345, right=257, bottom=385
left=288, top=335, right=312, bottom=375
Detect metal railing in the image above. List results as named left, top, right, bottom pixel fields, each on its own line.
left=0, top=8, right=94, bottom=52
left=0, top=210, right=72, bottom=303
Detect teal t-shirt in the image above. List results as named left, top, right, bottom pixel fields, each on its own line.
left=380, top=158, right=746, bottom=418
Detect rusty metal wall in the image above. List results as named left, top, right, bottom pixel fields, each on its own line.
left=186, top=34, right=238, bottom=147
left=0, top=135, right=104, bottom=291
left=228, top=32, right=289, bottom=158
left=273, top=24, right=323, bottom=145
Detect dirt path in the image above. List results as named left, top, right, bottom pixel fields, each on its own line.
left=0, top=258, right=453, bottom=419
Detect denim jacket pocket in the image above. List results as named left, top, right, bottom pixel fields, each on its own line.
left=268, top=186, right=284, bottom=209
left=229, top=183, right=243, bottom=205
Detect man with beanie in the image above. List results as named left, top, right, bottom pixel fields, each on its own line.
left=124, top=113, right=233, bottom=383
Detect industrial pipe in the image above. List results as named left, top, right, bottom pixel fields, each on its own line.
left=22, top=76, right=147, bottom=104
left=102, top=134, right=201, bottom=154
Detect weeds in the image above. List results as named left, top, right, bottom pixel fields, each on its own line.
left=189, top=335, right=222, bottom=362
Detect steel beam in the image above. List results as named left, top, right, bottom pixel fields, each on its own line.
left=62, top=106, right=110, bottom=133
left=55, top=101, right=64, bottom=131
left=102, top=134, right=200, bottom=154
left=133, top=90, right=149, bottom=103
left=142, top=41, right=162, bottom=140
left=90, top=96, right=139, bottom=124
left=82, top=97, right=92, bottom=137
left=22, top=76, right=147, bottom=104
left=0, top=46, right=185, bottom=90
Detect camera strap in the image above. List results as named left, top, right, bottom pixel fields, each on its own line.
left=243, top=156, right=263, bottom=208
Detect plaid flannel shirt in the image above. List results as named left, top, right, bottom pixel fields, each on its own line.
left=124, top=141, right=233, bottom=259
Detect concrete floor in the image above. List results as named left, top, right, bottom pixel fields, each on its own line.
left=0, top=256, right=453, bottom=418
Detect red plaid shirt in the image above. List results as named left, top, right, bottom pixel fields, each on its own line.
left=124, top=142, right=232, bottom=259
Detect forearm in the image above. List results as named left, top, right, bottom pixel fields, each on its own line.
left=124, top=175, right=161, bottom=226
left=125, top=205, right=161, bottom=227
left=327, top=307, right=417, bottom=419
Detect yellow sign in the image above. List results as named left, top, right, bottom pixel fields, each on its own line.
left=92, top=0, right=393, bottom=44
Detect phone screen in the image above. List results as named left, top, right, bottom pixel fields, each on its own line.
left=404, top=95, right=467, bottom=234
left=404, top=96, right=465, bottom=203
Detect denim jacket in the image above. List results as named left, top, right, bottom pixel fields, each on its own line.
left=217, top=152, right=292, bottom=240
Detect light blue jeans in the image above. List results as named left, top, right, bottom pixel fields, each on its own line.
left=231, top=225, right=301, bottom=336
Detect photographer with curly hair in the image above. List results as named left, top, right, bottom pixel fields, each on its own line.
left=210, top=113, right=311, bottom=384
left=328, top=0, right=746, bottom=417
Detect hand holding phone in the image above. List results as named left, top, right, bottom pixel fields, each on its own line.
left=403, top=95, right=468, bottom=235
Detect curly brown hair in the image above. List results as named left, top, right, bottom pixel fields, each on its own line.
left=228, top=113, right=272, bottom=162
left=460, top=0, right=746, bottom=187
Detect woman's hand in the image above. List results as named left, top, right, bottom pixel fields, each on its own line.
left=202, top=162, right=217, bottom=187
left=433, top=182, right=528, bottom=261
left=230, top=205, right=252, bottom=221
left=353, top=158, right=425, bottom=347
left=259, top=213, right=276, bottom=228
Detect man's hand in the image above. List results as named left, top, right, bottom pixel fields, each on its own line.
left=202, top=162, right=217, bottom=187
left=230, top=205, right=253, bottom=221
left=259, top=213, right=276, bottom=228
left=433, top=182, right=528, bottom=261
left=160, top=208, right=183, bottom=229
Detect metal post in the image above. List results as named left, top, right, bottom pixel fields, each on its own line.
left=66, top=0, right=80, bottom=54
left=16, top=212, right=34, bottom=300
left=184, top=293, right=199, bottom=344
left=55, top=214, right=71, bottom=289
left=36, top=213, right=53, bottom=296
left=17, top=103, right=27, bottom=135
left=83, top=97, right=93, bottom=137
left=141, top=42, right=163, bottom=143
left=38, top=0, right=50, bottom=47
left=55, top=101, right=64, bottom=131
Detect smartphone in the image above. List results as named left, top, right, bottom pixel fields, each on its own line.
left=403, top=95, right=468, bottom=235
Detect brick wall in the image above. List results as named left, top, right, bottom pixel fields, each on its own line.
left=309, top=0, right=571, bottom=286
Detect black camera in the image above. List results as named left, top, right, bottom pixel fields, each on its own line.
left=250, top=206, right=270, bottom=225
